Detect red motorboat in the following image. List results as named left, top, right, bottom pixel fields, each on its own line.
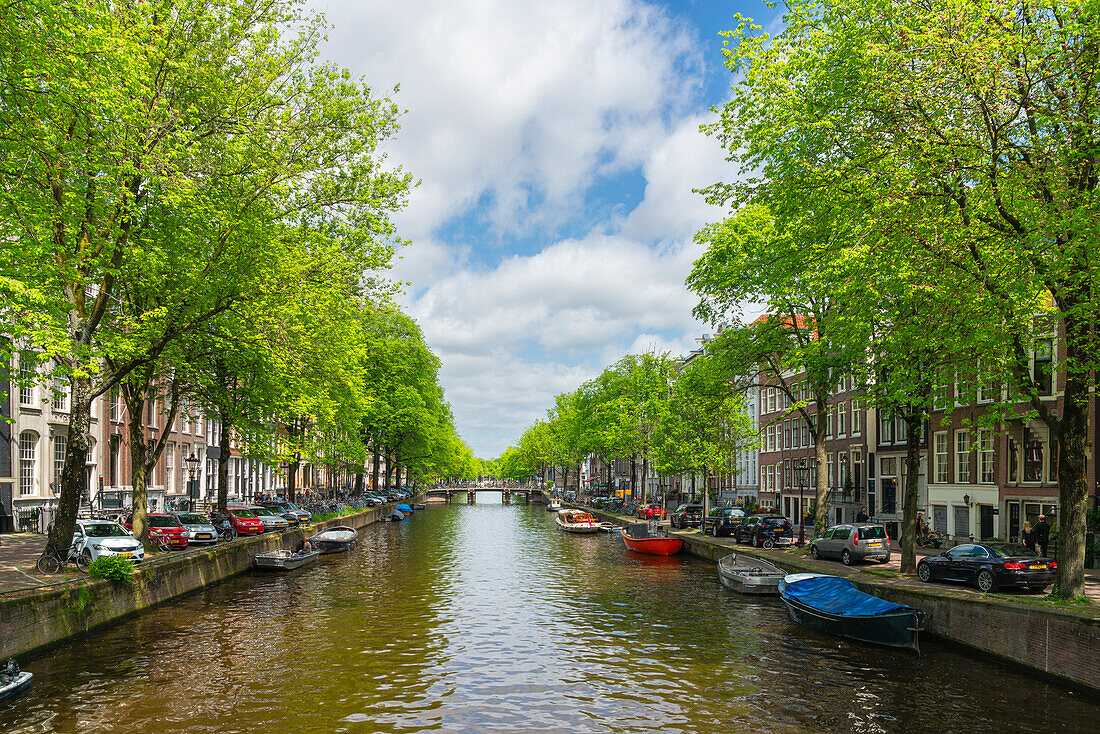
left=621, top=523, right=684, bottom=556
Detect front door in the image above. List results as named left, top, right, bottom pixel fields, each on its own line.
left=1008, top=502, right=1021, bottom=542
left=954, top=505, right=971, bottom=540
left=980, top=505, right=995, bottom=540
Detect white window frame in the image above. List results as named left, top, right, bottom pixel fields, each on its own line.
left=934, top=432, right=948, bottom=484
left=955, top=430, right=970, bottom=484
left=53, top=433, right=67, bottom=491
left=978, top=430, right=994, bottom=484
left=19, top=431, right=37, bottom=496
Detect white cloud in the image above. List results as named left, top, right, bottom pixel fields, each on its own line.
left=316, top=0, right=703, bottom=239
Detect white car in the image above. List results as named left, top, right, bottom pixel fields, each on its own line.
left=72, top=519, right=145, bottom=564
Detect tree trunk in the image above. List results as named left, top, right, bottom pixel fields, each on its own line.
left=217, top=419, right=231, bottom=513
left=813, top=401, right=828, bottom=532
left=1052, top=311, right=1090, bottom=599
left=372, top=447, right=380, bottom=492
left=45, top=374, right=93, bottom=557
left=126, top=396, right=150, bottom=544
left=355, top=472, right=364, bottom=494
left=641, top=455, right=649, bottom=501
left=901, top=412, right=924, bottom=574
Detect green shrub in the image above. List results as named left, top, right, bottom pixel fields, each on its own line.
left=88, top=555, right=135, bottom=584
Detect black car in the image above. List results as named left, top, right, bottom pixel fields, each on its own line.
left=734, top=515, right=795, bottom=548
left=702, top=507, right=746, bottom=537
left=669, top=504, right=704, bottom=529
left=916, top=542, right=1055, bottom=593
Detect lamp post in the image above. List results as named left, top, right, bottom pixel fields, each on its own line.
left=184, top=451, right=201, bottom=508
left=796, top=458, right=807, bottom=546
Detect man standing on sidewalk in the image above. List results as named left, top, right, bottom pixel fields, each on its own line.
left=856, top=507, right=869, bottom=523
left=1034, top=515, right=1051, bottom=557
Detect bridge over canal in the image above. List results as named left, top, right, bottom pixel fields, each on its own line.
left=423, top=486, right=551, bottom=505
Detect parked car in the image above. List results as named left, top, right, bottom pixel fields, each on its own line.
left=122, top=512, right=189, bottom=550
left=280, top=500, right=312, bottom=522
left=224, top=507, right=266, bottom=536
left=702, top=507, right=746, bottom=537
left=916, top=543, right=1056, bottom=593
left=170, top=512, right=219, bottom=545
left=636, top=503, right=662, bottom=520
left=810, top=523, right=891, bottom=565
left=72, top=519, right=145, bottom=564
left=263, top=501, right=311, bottom=524
left=734, top=515, right=795, bottom=548
left=248, top=506, right=290, bottom=532
left=259, top=503, right=302, bottom=528
left=669, top=504, right=704, bottom=529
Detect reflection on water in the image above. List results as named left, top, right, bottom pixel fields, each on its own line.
left=1, top=495, right=1095, bottom=733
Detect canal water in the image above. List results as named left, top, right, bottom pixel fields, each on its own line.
left=2, top=497, right=1094, bottom=733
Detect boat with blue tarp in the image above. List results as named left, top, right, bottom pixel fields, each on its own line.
left=779, top=573, right=928, bottom=652
left=395, top=503, right=413, bottom=517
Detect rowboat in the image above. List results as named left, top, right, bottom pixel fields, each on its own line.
left=308, top=526, right=359, bottom=553
left=779, top=573, right=928, bottom=653
left=0, top=660, right=31, bottom=702
left=620, top=522, right=683, bottom=556
left=412, top=503, right=427, bottom=510
left=716, top=553, right=784, bottom=595
left=254, top=548, right=320, bottom=570
left=598, top=522, right=621, bottom=533
left=556, top=509, right=601, bottom=534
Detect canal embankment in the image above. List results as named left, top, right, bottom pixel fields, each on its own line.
left=583, top=507, right=1100, bottom=695
left=0, top=506, right=391, bottom=660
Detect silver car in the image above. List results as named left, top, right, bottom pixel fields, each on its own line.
left=72, top=519, right=145, bottom=564
left=248, top=506, right=289, bottom=532
left=171, top=512, right=219, bottom=545
left=810, top=523, right=891, bottom=565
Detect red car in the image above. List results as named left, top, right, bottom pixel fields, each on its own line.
left=123, top=512, right=189, bottom=550
left=636, top=503, right=663, bottom=520
left=225, top=507, right=266, bottom=535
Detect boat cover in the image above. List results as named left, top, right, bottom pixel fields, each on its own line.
left=783, top=575, right=915, bottom=617
left=395, top=504, right=412, bottom=512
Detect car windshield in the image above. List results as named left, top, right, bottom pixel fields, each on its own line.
left=284, top=502, right=300, bottom=510
left=229, top=509, right=256, bottom=518
left=251, top=507, right=273, bottom=516
left=176, top=514, right=207, bottom=525
left=987, top=544, right=1037, bottom=558
left=859, top=526, right=887, bottom=539
left=84, top=523, right=128, bottom=537
left=763, top=518, right=790, bottom=527
left=723, top=509, right=744, bottom=517
left=147, top=516, right=180, bottom=528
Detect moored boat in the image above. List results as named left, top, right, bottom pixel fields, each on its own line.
left=412, top=503, right=427, bottom=510
left=0, top=659, right=32, bottom=702
left=395, top=503, right=413, bottom=517
left=717, top=553, right=784, bottom=595
left=598, top=522, right=621, bottom=533
left=308, top=526, right=359, bottom=553
left=620, top=522, right=683, bottom=556
left=779, top=573, right=928, bottom=652
left=546, top=499, right=562, bottom=512
left=254, top=548, right=320, bottom=570
left=556, top=509, right=600, bottom=534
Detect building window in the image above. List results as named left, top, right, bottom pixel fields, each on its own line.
left=881, top=412, right=894, bottom=444
left=792, top=419, right=801, bottom=448
left=851, top=401, right=861, bottom=436
left=934, top=432, right=948, bottom=483
left=1033, top=338, right=1053, bottom=395
left=1023, top=426, right=1046, bottom=482
left=147, top=398, right=156, bottom=428
left=955, top=430, right=970, bottom=483
left=784, top=420, right=791, bottom=450
left=165, top=442, right=175, bottom=492
left=18, top=352, right=35, bottom=406
left=768, top=388, right=777, bottom=414
left=53, top=433, right=67, bottom=490
left=932, top=383, right=949, bottom=410
left=19, top=431, right=37, bottom=495
left=110, top=388, right=120, bottom=421
left=826, top=453, right=834, bottom=489
left=52, top=379, right=70, bottom=412
left=979, top=430, right=994, bottom=484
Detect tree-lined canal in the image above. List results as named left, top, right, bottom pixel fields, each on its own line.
left=2, top=497, right=1094, bottom=733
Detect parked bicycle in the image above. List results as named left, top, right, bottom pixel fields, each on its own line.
left=36, top=542, right=90, bottom=575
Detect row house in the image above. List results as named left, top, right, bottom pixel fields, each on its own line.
left=751, top=331, right=1096, bottom=543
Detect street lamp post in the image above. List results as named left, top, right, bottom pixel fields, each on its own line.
left=184, top=451, right=201, bottom=509
left=796, top=458, right=807, bottom=547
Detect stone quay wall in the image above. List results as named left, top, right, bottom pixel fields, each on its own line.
left=586, top=508, right=1100, bottom=695
left=0, top=507, right=386, bottom=660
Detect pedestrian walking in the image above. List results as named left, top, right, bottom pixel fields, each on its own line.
left=856, top=507, right=869, bottom=523
left=1021, top=521, right=1034, bottom=553
left=1033, top=515, right=1051, bottom=557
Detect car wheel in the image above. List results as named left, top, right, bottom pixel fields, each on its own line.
left=811, top=545, right=820, bottom=560
left=917, top=562, right=932, bottom=582
left=977, top=569, right=998, bottom=593
left=763, top=538, right=774, bottom=550
left=78, top=549, right=93, bottom=572
left=751, top=535, right=759, bottom=548
left=842, top=549, right=853, bottom=566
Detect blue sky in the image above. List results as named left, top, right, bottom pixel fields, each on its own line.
left=313, top=0, right=780, bottom=457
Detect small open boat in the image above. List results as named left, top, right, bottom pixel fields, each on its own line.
left=384, top=510, right=404, bottom=522
left=620, top=522, right=683, bottom=556
left=308, top=526, right=359, bottom=553
left=254, top=548, right=320, bottom=570
left=556, top=509, right=600, bottom=534
left=395, top=503, right=413, bottom=517
left=412, top=503, right=427, bottom=510
left=546, top=499, right=562, bottom=512
left=779, top=573, right=928, bottom=652
left=717, top=553, right=785, bottom=595
left=0, top=659, right=32, bottom=702
left=598, top=522, right=621, bottom=533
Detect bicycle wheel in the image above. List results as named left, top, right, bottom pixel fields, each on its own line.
left=36, top=553, right=61, bottom=575
left=76, top=550, right=92, bottom=573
